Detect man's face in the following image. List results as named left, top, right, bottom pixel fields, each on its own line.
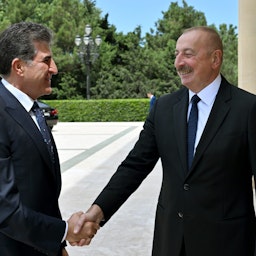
left=22, top=41, right=58, bottom=99
left=174, top=30, right=217, bottom=93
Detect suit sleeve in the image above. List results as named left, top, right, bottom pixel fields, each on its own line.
left=94, top=103, right=160, bottom=223
left=0, top=156, right=66, bottom=256
left=0, top=157, right=20, bottom=224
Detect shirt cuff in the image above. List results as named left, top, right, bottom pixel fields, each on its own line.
left=61, top=221, right=68, bottom=243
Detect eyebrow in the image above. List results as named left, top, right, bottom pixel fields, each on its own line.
left=175, top=48, right=193, bottom=52
left=41, top=55, right=52, bottom=62
left=175, top=48, right=196, bottom=54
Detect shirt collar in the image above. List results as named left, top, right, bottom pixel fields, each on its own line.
left=1, top=78, right=34, bottom=112
left=189, top=74, right=221, bottom=106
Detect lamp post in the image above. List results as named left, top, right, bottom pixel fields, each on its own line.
left=75, top=24, right=102, bottom=100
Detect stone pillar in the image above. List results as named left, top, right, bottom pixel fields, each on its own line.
left=238, top=0, right=256, bottom=93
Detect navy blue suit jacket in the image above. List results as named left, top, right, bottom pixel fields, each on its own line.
left=0, top=82, right=65, bottom=256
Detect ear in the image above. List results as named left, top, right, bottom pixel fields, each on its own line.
left=211, top=50, right=222, bottom=69
left=12, top=58, right=25, bottom=76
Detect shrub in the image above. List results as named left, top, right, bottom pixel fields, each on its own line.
left=43, top=99, right=150, bottom=122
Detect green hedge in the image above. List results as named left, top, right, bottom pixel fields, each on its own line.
left=43, top=99, right=150, bottom=122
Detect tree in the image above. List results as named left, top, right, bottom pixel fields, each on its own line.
left=218, top=24, right=238, bottom=85
left=0, top=0, right=238, bottom=99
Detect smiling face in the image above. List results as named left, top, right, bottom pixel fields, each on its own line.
left=174, top=28, right=222, bottom=93
left=15, top=41, right=58, bottom=100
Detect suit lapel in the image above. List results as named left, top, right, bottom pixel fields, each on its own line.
left=173, top=88, right=189, bottom=176
left=189, top=78, right=231, bottom=174
left=0, top=84, right=54, bottom=172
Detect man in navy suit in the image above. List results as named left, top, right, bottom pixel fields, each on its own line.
left=147, top=92, right=156, bottom=111
left=74, top=27, right=256, bottom=256
left=0, top=22, right=99, bottom=256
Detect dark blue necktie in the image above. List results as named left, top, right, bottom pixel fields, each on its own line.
left=32, top=102, right=54, bottom=163
left=187, top=95, right=200, bottom=170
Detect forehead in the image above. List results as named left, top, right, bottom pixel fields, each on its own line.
left=176, top=30, right=207, bottom=50
left=33, top=41, right=52, bottom=57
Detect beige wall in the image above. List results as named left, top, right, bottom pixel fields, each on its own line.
left=238, top=0, right=256, bottom=93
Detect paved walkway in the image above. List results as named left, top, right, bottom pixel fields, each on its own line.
left=52, top=122, right=162, bottom=256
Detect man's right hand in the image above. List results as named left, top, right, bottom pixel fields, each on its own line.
left=73, top=205, right=104, bottom=246
left=66, top=211, right=100, bottom=246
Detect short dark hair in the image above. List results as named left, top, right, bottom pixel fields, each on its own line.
left=0, top=21, right=53, bottom=76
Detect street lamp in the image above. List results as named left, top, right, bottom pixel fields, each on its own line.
left=75, top=24, right=102, bottom=100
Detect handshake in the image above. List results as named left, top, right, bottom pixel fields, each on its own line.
left=66, top=204, right=104, bottom=246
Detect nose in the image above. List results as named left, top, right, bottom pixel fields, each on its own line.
left=50, top=59, right=58, bottom=75
left=174, top=53, right=184, bottom=68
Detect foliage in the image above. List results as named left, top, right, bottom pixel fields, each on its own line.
left=218, top=24, right=238, bottom=85
left=44, top=99, right=149, bottom=122
left=0, top=0, right=238, bottom=99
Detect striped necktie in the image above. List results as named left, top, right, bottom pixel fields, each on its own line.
left=32, top=101, right=54, bottom=163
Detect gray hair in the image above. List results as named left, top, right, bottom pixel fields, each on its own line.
left=183, top=26, right=223, bottom=52
left=0, top=21, right=53, bottom=76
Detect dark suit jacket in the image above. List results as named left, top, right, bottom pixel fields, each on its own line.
left=94, top=76, right=256, bottom=256
left=0, top=82, right=66, bottom=256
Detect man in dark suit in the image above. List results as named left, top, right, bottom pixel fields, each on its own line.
left=74, top=27, right=256, bottom=256
left=0, top=22, right=99, bottom=256
left=147, top=92, right=156, bottom=112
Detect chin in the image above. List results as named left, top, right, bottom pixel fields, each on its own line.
left=44, top=88, right=52, bottom=95
left=180, top=80, right=189, bottom=87
left=181, top=76, right=193, bottom=86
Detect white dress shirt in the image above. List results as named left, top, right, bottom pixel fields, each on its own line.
left=1, top=78, right=34, bottom=112
left=188, top=74, right=221, bottom=154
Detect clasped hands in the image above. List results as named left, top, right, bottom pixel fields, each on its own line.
left=66, top=204, right=104, bottom=246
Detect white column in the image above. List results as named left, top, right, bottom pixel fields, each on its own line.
left=238, top=0, right=256, bottom=94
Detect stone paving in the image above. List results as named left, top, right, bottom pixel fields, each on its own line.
left=52, top=122, right=162, bottom=256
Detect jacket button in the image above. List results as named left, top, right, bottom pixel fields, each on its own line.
left=178, top=212, right=183, bottom=218
left=184, top=184, right=190, bottom=191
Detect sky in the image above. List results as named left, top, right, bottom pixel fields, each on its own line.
left=96, top=0, right=238, bottom=35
